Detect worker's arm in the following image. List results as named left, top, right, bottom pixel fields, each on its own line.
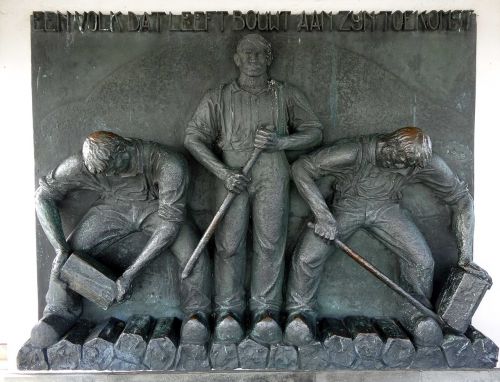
left=291, top=142, right=359, bottom=241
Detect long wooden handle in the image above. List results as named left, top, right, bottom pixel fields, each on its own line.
left=334, top=238, right=446, bottom=327
left=181, top=149, right=262, bottom=280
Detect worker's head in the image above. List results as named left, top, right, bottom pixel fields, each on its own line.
left=82, top=131, right=130, bottom=175
left=234, top=34, right=273, bottom=77
left=379, top=127, right=432, bottom=169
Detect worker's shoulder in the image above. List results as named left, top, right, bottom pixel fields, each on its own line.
left=303, top=138, right=360, bottom=164
left=137, top=139, right=187, bottom=169
left=52, top=153, right=86, bottom=177
left=420, top=153, right=454, bottom=175
left=326, top=136, right=364, bottom=151
left=201, top=81, right=235, bottom=99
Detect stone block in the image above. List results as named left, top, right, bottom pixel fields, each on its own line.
left=410, top=346, right=447, bottom=369
left=441, top=333, right=475, bottom=368
left=114, top=314, right=153, bottom=365
left=81, top=317, right=125, bottom=370
left=143, top=317, right=180, bottom=370
left=209, top=342, right=239, bottom=370
left=175, top=343, right=210, bottom=371
left=466, top=326, right=499, bottom=368
left=16, top=341, right=48, bottom=370
left=47, top=320, right=93, bottom=370
left=375, top=318, right=415, bottom=368
left=238, top=337, right=269, bottom=369
left=344, top=316, right=383, bottom=362
left=298, top=341, right=329, bottom=370
left=320, top=318, right=356, bottom=368
left=268, top=344, right=298, bottom=370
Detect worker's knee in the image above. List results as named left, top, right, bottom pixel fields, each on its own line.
left=423, top=255, right=434, bottom=272
left=216, top=238, right=245, bottom=259
left=414, top=246, right=434, bottom=272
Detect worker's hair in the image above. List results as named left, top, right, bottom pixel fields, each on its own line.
left=236, top=34, right=273, bottom=63
left=381, top=127, right=432, bottom=168
left=82, top=131, right=127, bottom=174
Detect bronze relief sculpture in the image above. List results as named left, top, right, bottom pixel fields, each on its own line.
left=19, top=17, right=498, bottom=372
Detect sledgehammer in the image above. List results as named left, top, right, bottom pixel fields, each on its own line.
left=305, top=221, right=447, bottom=328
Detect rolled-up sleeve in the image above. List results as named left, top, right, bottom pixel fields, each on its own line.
left=185, top=89, right=220, bottom=145
left=37, top=155, right=92, bottom=201
left=295, top=140, right=361, bottom=180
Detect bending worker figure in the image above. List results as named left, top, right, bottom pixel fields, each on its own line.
left=31, top=131, right=211, bottom=347
left=285, top=127, right=474, bottom=347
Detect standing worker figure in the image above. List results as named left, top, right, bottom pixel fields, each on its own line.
left=30, top=131, right=212, bottom=347
left=285, top=127, right=475, bottom=347
left=185, top=34, right=323, bottom=344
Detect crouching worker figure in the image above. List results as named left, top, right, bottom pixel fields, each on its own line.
left=30, top=131, right=211, bottom=347
left=285, top=127, right=475, bottom=347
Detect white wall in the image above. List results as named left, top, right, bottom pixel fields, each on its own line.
left=1, top=0, right=499, bottom=370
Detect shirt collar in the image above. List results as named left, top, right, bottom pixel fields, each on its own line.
left=230, top=79, right=276, bottom=95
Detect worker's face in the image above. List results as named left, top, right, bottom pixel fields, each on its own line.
left=380, top=144, right=419, bottom=169
left=234, top=41, right=270, bottom=77
left=103, top=150, right=131, bottom=176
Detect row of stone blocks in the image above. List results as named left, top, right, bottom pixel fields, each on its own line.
left=17, top=315, right=498, bottom=371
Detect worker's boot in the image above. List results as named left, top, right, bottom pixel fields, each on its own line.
left=403, top=315, right=443, bottom=347
left=213, top=313, right=244, bottom=344
left=284, top=313, right=316, bottom=346
left=180, top=312, right=210, bottom=344
left=30, top=314, right=76, bottom=348
left=400, top=298, right=443, bottom=347
left=249, top=311, right=282, bottom=345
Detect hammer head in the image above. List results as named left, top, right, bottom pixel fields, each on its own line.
left=436, top=263, right=492, bottom=333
